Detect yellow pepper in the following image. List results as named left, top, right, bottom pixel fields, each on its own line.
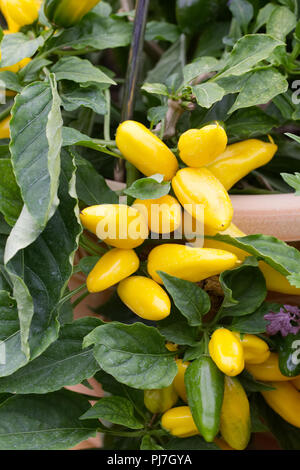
left=1, top=0, right=41, bottom=30
left=173, top=359, right=189, bottom=402
left=133, top=195, right=182, bottom=234
left=161, top=406, right=199, bottom=438
left=261, top=381, right=300, bottom=428
left=220, top=376, right=251, bottom=450
left=209, top=328, right=244, bottom=377
left=172, top=167, right=233, bottom=232
left=178, top=123, right=227, bottom=167
left=166, top=342, right=178, bottom=352
left=292, top=377, right=300, bottom=390
left=214, top=438, right=235, bottom=450
left=246, top=352, right=300, bottom=382
left=117, top=276, right=171, bottom=321
left=116, top=121, right=178, bottom=181
left=44, top=0, right=101, bottom=28
left=204, top=223, right=300, bottom=296
left=86, top=248, right=139, bottom=293
left=147, top=244, right=238, bottom=284
left=144, top=384, right=178, bottom=414
left=0, top=115, right=11, bottom=139
left=232, top=332, right=270, bottom=365
left=80, top=204, right=148, bottom=249
left=206, top=139, right=277, bottom=191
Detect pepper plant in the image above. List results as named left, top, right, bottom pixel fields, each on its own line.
left=0, top=0, right=299, bottom=451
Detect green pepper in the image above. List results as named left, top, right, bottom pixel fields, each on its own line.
left=184, top=356, right=224, bottom=442
left=44, top=0, right=101, bottom=28
left=277, top=333, right=300, bottom=377
left=176, top=0, right=228, bottom=34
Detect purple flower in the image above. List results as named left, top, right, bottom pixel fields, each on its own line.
left=264, top=304, right=300, bottom=337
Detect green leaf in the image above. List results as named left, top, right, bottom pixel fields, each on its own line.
left=51, top=56, right=116, bottom=85
left=218, top=34, right=284, bottom=78
left=19, top=58, right=52, bottom=83
left=141, top=83, right=169, bottom=97
left=80, top=396, right=143, bottom=429
left=147, top=105, right=168, bottom=126
left=226, top=107, right=278, bottom=140
left=191, top=82, right=225, bottom=108
left=7, top=75, right=63, bottom=259
left=266, top=6, right=296, bottom=40
left=62, top=126, right=107, bottom=152
left=0, top=71, right=22, bottom=92
left=84, top=322, right=177, bottom=390
left=281, top=172, right=300, bottom=195
left=166, top=435, right=220, bottom=450
left=0, top=159, right=22, bottom=226
left=124, top=174, right=170, bottom=200
left=3, top=149, right=81, bottom=367
left=140, top=435, right=164, bottom=450
left=229, top=68, right=288, bottom=113
left=253, top=4, right=278, bottom=33
left=210, top=233, right=300, bottom=288
left=145, top=21, right=180, bottom=43
left=146, top=37, right=185, bottom=85
left=157, top=308, right=198, bottom=346
left=0, top=390, right=98, bottom=450
left=159, top=272, right=210, bottom=327
left=219, top=259, right=267, bottom=318
left=239, top=370, right=276, bottom=392
left=231, top=302, right=280, bottom=334
left=74, top=152, right=118, bottom=205
left=0, top=33, right=44, bottom=67
left=78, top=256, right=99, bottom=276
left=60, top=82, right=107, bottom=114
left=182, top=57, right=219, bottom=84
left=0, top=318, right=102, bottom=394
left=45, top=13, right=132, bottom=54
left=183, top=342, right=204, bottom=361
left=229, top=0, right=253, bottom=33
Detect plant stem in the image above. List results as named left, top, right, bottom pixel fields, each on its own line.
left=80, top=234, right=107, bottom=256
left=104, top=89, right=111, bottom=142
left=72, top=290, right=90, bottom=308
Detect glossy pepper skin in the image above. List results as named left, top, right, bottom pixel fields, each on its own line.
left=178, top=123, right=227, bottom=167
left=116, top=121, right=178, bottom=181
left=206, top=139, right=277, bottom=191
left=117, top=276, right=171, bottom=321
left=161, top=406, right=199, bottom=438
left=204, top=223, right=300, bottom=296
left=144, top=384, right=178, bottom=414
left=86, top=248, right=139, bottom=293
left=133, top=195, right=182, bottom=234
left=246, top=352, right=300, bottom=382
left=172, top=167, right=233, bottom=232
left=232, top=332, right=270, bottom=365
left=173, top=359, right=189, bottom=402
left=44, top=0, right=100, bottom=28
left=220, top=376, right=251, bottom=450
left=185, top=357, right=224, bottom=442
left=1, top=0, right=41, bottom=30
left=261, top=381, right=300, bottom=428
left=147, top=244, right=238, bottom=284
left=80, top=204, right=148, bottom=249
left=209, top=328, right=244, bottom=377
left=0, top=115, right=11, bottom=139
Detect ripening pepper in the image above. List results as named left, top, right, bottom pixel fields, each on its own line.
left=86, top=248, right=139, bottom=293
left=292, top=376, right=300, bottom=390
left=220, top=376, right=251, bottom=450
left=173, top=359, right=189, bottom=402
left=185, top=357, right=224, bottom=442
left=206, top=138, right=277, bottom=191
left=144, top=384, right=178, bottom=414
left=133, top=195, right=182, bottom=234
left=232, top=332, right=270, bottom=365
left=161, top=406, right=199, bottom=438
left=204, top=223, right=300, bottom=296
left=172, top=167, right=233, bottom=232
left=147, top=244, right=238, bottom=284
left=44, top=0, right=100, bottom=28
left=0, top=115, right=11, bottom=139
left=80, top=204, right=148, bottom=249
left=1, top=0, right=41, bottom=30
left=209, top=328, right=245, bottom=377
left=261, top=381, right=300, bottom=428
left=246, top=352, right=300, bottom=382
left=116, top=121, right=178, bottom=181
left=178, top=123, right=227, bottom=167
left=117, top=276, right=171, bottom=321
